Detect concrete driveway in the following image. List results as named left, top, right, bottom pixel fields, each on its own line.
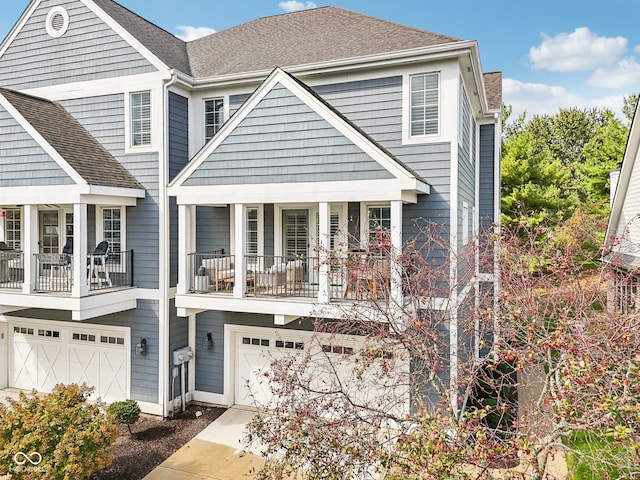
left=143, top=407, right=267, bottom=480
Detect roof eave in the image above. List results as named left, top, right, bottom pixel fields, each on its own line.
left=179, top=40, right=481, bottom=90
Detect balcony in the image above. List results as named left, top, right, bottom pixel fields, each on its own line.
left=0, top=250, right=137, bottom=321
left=185, top=251, right=391, bottom=301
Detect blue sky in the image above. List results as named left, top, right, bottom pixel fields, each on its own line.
left=1, top=0, right=639, bottom=120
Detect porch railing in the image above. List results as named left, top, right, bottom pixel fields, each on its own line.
left=34, top=250, right=134, bottom=293
left=188, top=249, right=232, bottom=293
left=0, top=251, right=23, bottom=290
left=184, top=251, right=391, bottom=301
left=246, top=255, right=319, bottom=298
left=88, top=250, right=134, bottom=292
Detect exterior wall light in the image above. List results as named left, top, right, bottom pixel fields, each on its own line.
left=135, top=338, right=147, bottom=355
left=202, top=332, right=213, bottom=350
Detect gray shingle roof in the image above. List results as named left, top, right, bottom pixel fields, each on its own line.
left=483, top=71, right=502, bottom=111
left=0, top=88, right=143, bottom=190
left=92, top=0, right=191, bottom=75
left=186, top=6, right=461, bottom=77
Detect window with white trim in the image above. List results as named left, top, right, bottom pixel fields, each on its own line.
left=101, top=207, right=121, bottom=254
left=246, top=207, right=258, bottom=261
left=130, top=91, right=151, bottom=147
left=410, top=73, right=439, bottom=137
left=4, top=208, right=21, bottom=250
left=368, top=206, right=391, bottom=243
left=204, top=98, right=224, bottom=142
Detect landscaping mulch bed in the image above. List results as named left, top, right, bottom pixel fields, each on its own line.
left=90, top=404, right=226, bottom=480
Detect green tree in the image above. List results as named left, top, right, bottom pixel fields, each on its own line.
left=575, top=110, right=628, bottom=213
left=501, top=105, right=629, bottom=235
left=623, top=93, right=639, bottom=123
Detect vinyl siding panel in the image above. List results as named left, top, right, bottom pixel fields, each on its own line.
left=314, top=77, right=451, bottom=231
left=169, top=93, right=189, bottom=286
left=185, top=85, right=393, bottom=186
left=61, top=95, right=159, bottom=290
left=479, top=124, right=496, bottom=232
left=168, top=92, right=190, bottom=181
left=0, top=106, right=75, bottom=186
left=617, top=146, right=640, bottom=259
left=196, top=206, right=231, bottom=253
left=0, top=0, right=157, bottom=90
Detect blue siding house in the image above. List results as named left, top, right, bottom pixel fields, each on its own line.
left=0, top=0, right=501, bottom=416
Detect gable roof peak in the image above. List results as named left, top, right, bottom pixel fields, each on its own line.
left=0, top=87, right=143, bottom=190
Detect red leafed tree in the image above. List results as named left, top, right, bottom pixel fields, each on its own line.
left=245, top=219, right=640, bottom=480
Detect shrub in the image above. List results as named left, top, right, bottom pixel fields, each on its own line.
left=108, top=399, right=141, bottom=434
left=0, top=383, right=119, bottom=480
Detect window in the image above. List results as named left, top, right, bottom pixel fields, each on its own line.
left=368, top=206, right=391, bottom=242
left=410, top=73, right=439, bottom=136
left=130, top=91, right=151, bottom=146
left=4, top=208, right=21, bottom=250
left=246, top=207, right=258, bottom=260
left=204, top=98, right=224, bottom=142
left=101, top=208, right=122, bottom=254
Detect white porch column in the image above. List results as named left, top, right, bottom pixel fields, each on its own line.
left=177, top=204, right=195, bottom=295
left=318, top=202, right=330, bottom=304
left=233, top=204, right=246, bottom=298
left=390, top=200, right=403, bottom=307
left=22, top=205, right=38, bottom=294
left=72, top=203, right=88, bottom=297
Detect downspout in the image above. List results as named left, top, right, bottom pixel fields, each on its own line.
left=160, top=70, right=178, bottom=418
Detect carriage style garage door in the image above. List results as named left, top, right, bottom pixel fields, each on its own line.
left=234, top=327, right=409, bottom=414
left=9, top=320, right=129, bottom=403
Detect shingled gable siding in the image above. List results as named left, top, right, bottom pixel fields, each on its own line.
left=311, top=77, right=451, bottom=239
left=184, top=85, right=393, bottom=186
left=0, top=106, right=74, bottom=186
left=0, top=0, right=157, bottom=91
left=61, top=95, right=159, bottom=290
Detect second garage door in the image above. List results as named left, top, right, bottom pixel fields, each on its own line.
left=234, top=327, right=409, bottom=414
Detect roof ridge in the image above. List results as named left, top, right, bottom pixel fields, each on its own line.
left=94, top=0, right=185, bottom=45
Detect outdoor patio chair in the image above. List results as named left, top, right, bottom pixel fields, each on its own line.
left=87, top=241, right=111, bottom=287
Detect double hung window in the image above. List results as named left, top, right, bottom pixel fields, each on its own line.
left=410, top=73, right=439, bottom=137
left=130, top=91, right=151, bottom=147
left=205, top=98, right=224, bottom=142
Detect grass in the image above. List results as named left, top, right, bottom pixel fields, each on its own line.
left=564, top=430, right=635, bottom=480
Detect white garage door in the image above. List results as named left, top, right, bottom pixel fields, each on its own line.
left=234, top=327, right=409, bottom=415
left=9, top=320, right=129, bottom=403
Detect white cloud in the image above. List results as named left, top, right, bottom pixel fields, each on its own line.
left=529, top=27, right=627, bottom=72
left=278, top=1, right=317, bottom=12
left=635, top=45, right=640, bottom=54
left=175, top=25, right=216, bottom=41
left=588, top=57, right=640, bottom=89
left=503, top=78, right=625, bottom=120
